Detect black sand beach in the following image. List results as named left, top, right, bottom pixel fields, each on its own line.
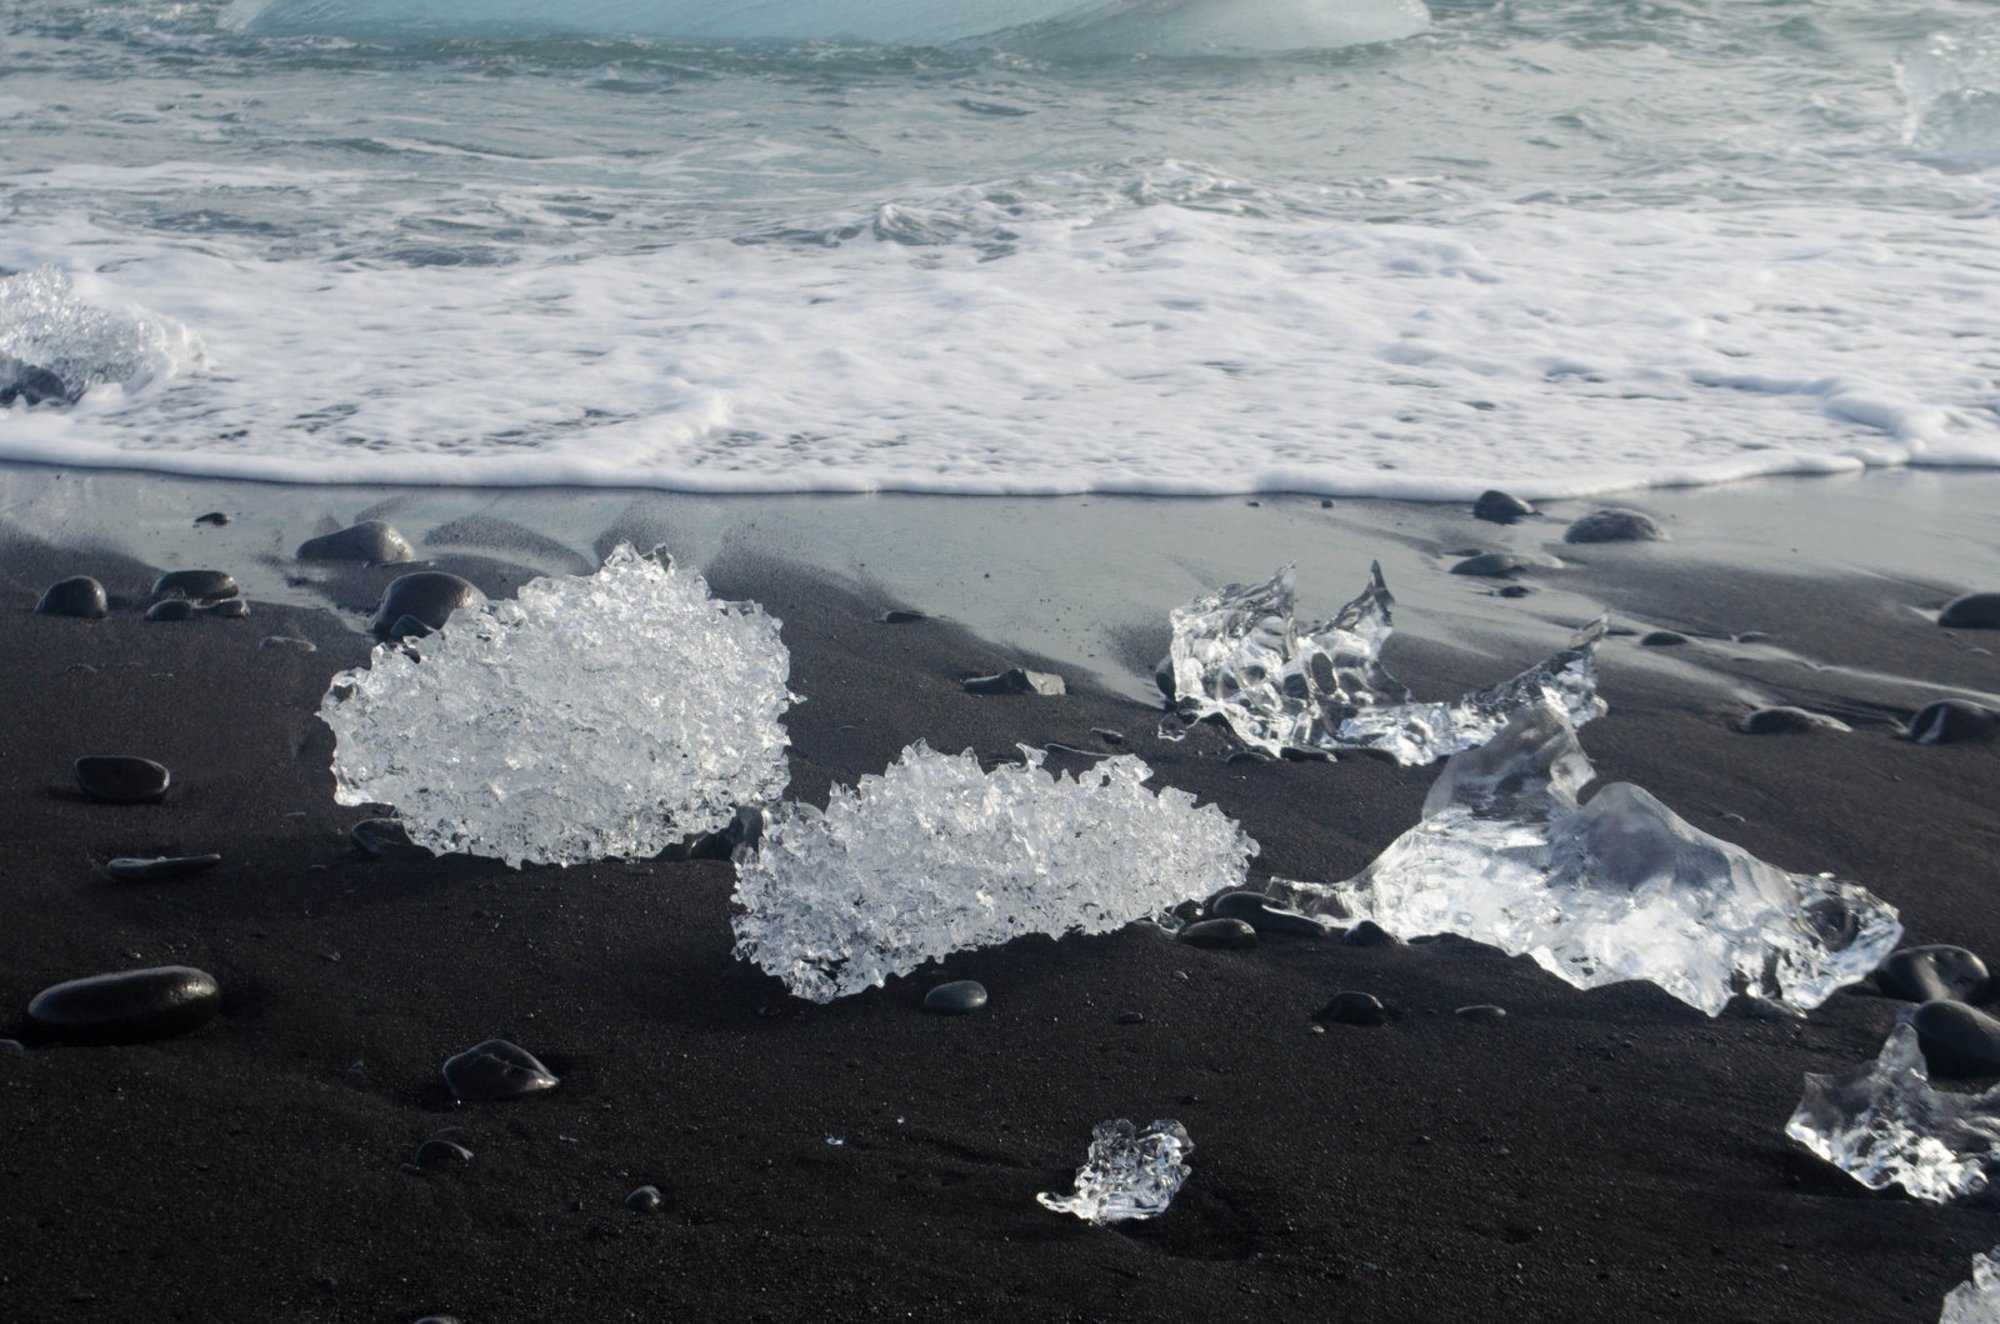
left=2, top=465, right=1997, bottom=1321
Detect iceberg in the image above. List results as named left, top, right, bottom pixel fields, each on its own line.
left=1943, top=1250, right=2000, bottom=1322
left=1788, top=1017, right=2000, bottom=1205
left=320, top=545, right=794, bottom=868
left=731, top=742, right=1255, bottom=1003
left=1166, top=564, right=1605, bottom=766
left=1265, top=702, right=1901, bottom=1016
left=1038, top=1119, right=1194, bottom=1225
left=0, top=267, right=204, bottom=403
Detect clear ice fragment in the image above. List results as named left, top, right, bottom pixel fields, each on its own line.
left=730, top=742, right=1256, bottom=1003
left=1165, top=564, right=1604, bottom=766
left=1942, top=1250, right=2000, bottom=1322
left=320, top=544, right=794, bottom=868
left=1788, top=1017, right=2000, bottom=1205
left=0, top=267, right=204, bottom=400
left=1037, top=1119, right=1193, bottom=1224
left=1265, top=701, right=1901, bottom=1016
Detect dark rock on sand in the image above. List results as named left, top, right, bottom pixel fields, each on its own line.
left=152, top=569, right=238, bottom=602
left=1876, top=946, right=1989, bottom=1004
left=1316, top=991, right=1388, bottom=1027
left=1115, top=1010, right=1145, bottom=1025
left=1178, top=918, right=1258, bottom=950
left=371, top=573, right=483, bottom=639
left=145, top=599, right=196, bottom=622
left=74, top=755, right=170, bottom=804
left=1450, top=552, right=1557, bottom=578
left=34, top=576, right=109, bottom=618
left=1908, top=700, right=1994, bottom=745
left=1473, top=490, right=1535, bottom=524
left=1455, top=1004, right=1509, bottom=1023
left=260, top=635, right=317, bottom=654
left=107, top=854, right=221, bottom=882
left=1342, top=920, right=1401, bottom=947
left=26, top=965, right=222, bottom=1044
left=922, top=980, right=988, bottom=1015
left=1563, top=508, right=1668, bottom=544
left=442, top=1039, right=559, bottom=1102
left=1912, top=1001, right=2000, bottom=1078
left=350, top=818, right=413, bottom=857
left=877, top=609, right=925, bottom=624
left=1938, top=593, right=2000, bottom=629
left=412, top=1138, right=474, bottom=1169
left=1497, top=584, right=1535, bottom=599
left=625, top=1185, right=664, bottom=1212
left=1207, top=891, right=1325, bottom=936
left=1737, top=706, right=1851, bottom=735
left=296, top=520, right=415, bottom=565
left=1639, top=630, right=1688, bottom=647
left=963, top=668, right=1066, bottom=697
left=199, top=598, right=249, bottom=620
left=1, top=357, right=71, bottom=406
left=1155, top=655, right=1177, bottom=699
left=193, top=511, right=230, bottom=527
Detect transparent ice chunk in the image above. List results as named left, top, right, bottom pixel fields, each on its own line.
left=1165, top=564, right=1604, bottom=766
left=1787, top=1017, right=2000, bottom=1205
left=0, top=267, right=204, bottom=400
left=1942, top=1250, right=2000, bottom=1322
left=1265, top=702, right=1901, bottom=1016
left=320, top=544, right=794, bottom=868
left=1037, top=1119, right=1194, bottom=1225
left=730, top=742, right=1256, bottom=1003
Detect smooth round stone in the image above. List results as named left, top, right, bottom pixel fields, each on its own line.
left=371, top=572, right=483, bottom=639
left=1455, top=1004, right=1508, bottom=1023
left=1909, top=700, right=1995, bottom=745
left=1154, top=655, right=1176, bottom=699
left=1563, top=508, right=1668, bottom=544
left=296, top=520, right=415, bottom=564
left=35, top=576, right=107, bottom=619
left=1178, top=917, right=1258, bottom=950
left=1316, top=991, right=1388, bottom=1026
left=0, top=1039, right=25, bottom=1053
left=1450, top=552, right=1547, bottom=579
left=1737, top=706, right=1850, bottom=735
left=1913, top=1000, right=2000, bottom=1078
left=962, top=667, right=1066, bottom=696
left=1496, top=584, right=1534, bottom=599
left=260, top=635, right=317, bottom=654
left=27, top=965, right=221, bottom=1044
left=152, top=569, right=238, bottom=602
left=413, top=1138, right=474, bottom=1169
left=144, top=598, right=196, bottom=622
left=625, top=1184, right=664, bottom=1212
left=1876, top=945, right=1989, bottom=1004
left=199, top=598, right=249, bottom=620
left=194, top=511, right=230, bottom=527
left=442, top=1039, right=559, bottom=1102
left=877, top=609, right=925, bottom=624
left=1639, top=630, right=1688, bottom=647
left=107, top=854, right=221, bottom=882
left=1207, top=891, right=1326, bottom=936
left=1473, top=490, right=1535, bottom=524
left=922, top=980, right=988, bottom=1015
left=1938, top=593, right=2000, bottom=629
left=74, top=755, right=170, bottom=804
left=1341, top=920, right=1401, bottom=947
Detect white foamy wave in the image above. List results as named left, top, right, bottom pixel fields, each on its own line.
left=0, top=267, right=206, bottom=405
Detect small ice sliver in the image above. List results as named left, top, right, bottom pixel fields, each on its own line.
left=1038, top=1119, right=1193, bottom=1225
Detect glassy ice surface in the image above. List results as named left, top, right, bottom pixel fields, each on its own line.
left=1165, top=564, right=1604, bottom=765
left=0, top=267, right=204, bottom=401
left=1037, top=1119, right=1194, bottom=1225
left=1267, top=702, right=1901, bottom=1016
left=1942, top=1250, right=2000, bottom=1322
left=731, top=742, right=1255, bottom=1003
left=321, top=544, right=793, bottom=868
left=1788, top=1018, right=2000, bottom=1205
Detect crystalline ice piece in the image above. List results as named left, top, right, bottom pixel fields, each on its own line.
left=1264, top=701, right=1901, bottom=1016
left=1037, top=1119, right=1193, bottom=1225
left=0, top=267, right=204, bottom=400
left=1787, top=1018, right=2000, bottom=1204
left=320, top=544, right=793, bottom=868
left=730, top=742, right=1256, bottom=1003
left=1942, top=1250, right=2000, bottom=1322
left=1164, top=564, right=1604, bottom=766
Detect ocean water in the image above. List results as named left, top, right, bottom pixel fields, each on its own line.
left=3, top=0, right=1999, bottom=498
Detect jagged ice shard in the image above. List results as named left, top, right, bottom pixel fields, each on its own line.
left=0, top=267, right=204, bottom=402
left=1788, top=1018, right=2000, bottom=1205
left=1942, top=1251, right=2000, bottom=1322
left=1165, top=564, right=1605, bottom=766
left=1265, top=702, right=1901, bottom=1016
left=1037, top=1120, right=1194, bottom=1225
left=731, top=743, right=1255, bottom=1003
left=320, top=545, right=793, bottom=868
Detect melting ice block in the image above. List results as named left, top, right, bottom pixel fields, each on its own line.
left=1266, top=702, right=1901, bottom=1016
left=1165, top=564, right=1605, bottom=765
left=0, top=267, right=204, bottom=402
left=731, top=742, right=1255, bottom=1003
left=1037, top=1119, right=1193, bottom=1225
left=1788, top=1018, right=2000, bottom=1204
left=320, top=544, right=793, bottom=868
left=1943, top=1250, right=2000, bottom=1322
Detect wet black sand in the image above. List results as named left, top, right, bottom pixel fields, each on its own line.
left=1, top=466, right=1997, bottom=1321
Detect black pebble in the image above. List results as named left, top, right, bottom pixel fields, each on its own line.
left=1316, top=991, right=1388, bottom=1026
left=199, top=598, right=249, bottom=620
left=1178, top=918, right=1257, bottom=950
left=1496, top=584, right=1535, bottom=598
left=296, top=520, right=415, bottom=564
left=145, top=599, right=197, bottom=622
left=1455, top=1004, right=1508, bottom=1023
left=26, top=965, right=222, bottom=1044
left=1908, top=700, right=1994, bottom=745
left=962, top=667, right=1065, bottom=696
left=1639, top=630, right=1688, bottom=647
left=625, top=1185, right=664, bottom=1212
left=1913, top=1000, right=2000, bottom=1077
left=442, top=1039, right=559, bottom=1102
left=106, top=854, right=221, bottom=882
left=1, top=359, right=73, bottom=406
left=922, top=980, right=988, bottom=1015
left=1115, top=1010, right=1145, bottom=1025
left=1207, top=891, right=1325, bottom=936
left=413, top=1138, right=474, bottom=1169
left=877, top=609, right=925, bottom=624
left=74, top=755, right=170, bottom=804
left=1341, top=920, right=1401, bottom=947
left=1563, top=508, right=1667, bottom=544
left=1154, top=655, right=1177, bottom=699
left=1939, top=593, right=2000, bottom=629
left=194, top=511, right=230, bottom=527
left=1876, top=945, right=1989, bottom=1004
left=1473, top=490, right=1535, bottom=524
left=152, top=569, right=238, bottom=602
left=1450, top=552, right=1543, bottom=578
left=372, top=573, right=483, bottom=639
left=1737, top=706, right=1847, bottom=735
left=35, top=576, right=108, bottom=618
